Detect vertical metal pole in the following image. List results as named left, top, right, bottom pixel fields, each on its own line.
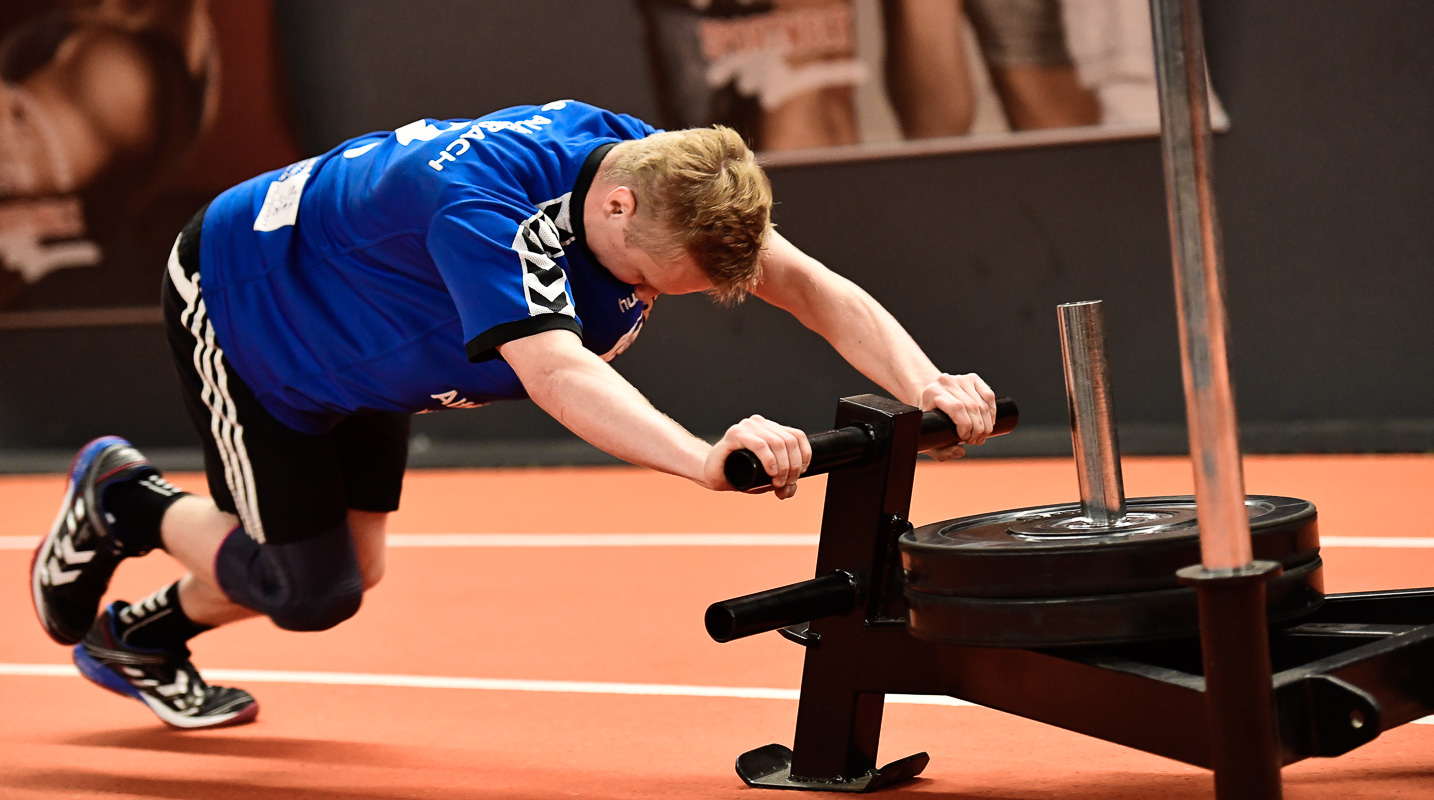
left=1151, top=1, right=1283, bottom=798
left=1057, top=301, right=1126, bottom=525
left=1150, top=0, right=1250, bottom=571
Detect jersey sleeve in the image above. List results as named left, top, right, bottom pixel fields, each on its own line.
left=427, top=196, right=583, bottom=363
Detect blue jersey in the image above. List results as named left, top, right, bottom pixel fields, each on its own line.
left=198, top=100, right=658, bottom=434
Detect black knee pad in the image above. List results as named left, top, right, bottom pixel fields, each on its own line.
left=215, top=523, right=365, bottom=632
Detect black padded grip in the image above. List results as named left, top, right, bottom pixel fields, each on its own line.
left=705, top=571, right=859, bottom=643
left=723, top=397, right=1018, bottom=492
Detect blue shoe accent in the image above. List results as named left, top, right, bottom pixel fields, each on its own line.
left=73, top=642, right=143, bottom=701
left=70, top=436, right=129, bottom=485
left=74, top=602, right=259, bottom=730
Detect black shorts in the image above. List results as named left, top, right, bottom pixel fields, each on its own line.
left=161, top=206, right=410, bottom=545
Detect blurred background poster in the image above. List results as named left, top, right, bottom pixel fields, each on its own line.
left=0, top=0, right=300, bottom=324
left=637, top=0, right=1222, bottom=154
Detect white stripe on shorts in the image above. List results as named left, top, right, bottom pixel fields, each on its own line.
left=169, top=238, right=267, bottom=543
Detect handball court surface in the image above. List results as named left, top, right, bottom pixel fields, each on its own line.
left=3, top=454, right=1433, bottom=799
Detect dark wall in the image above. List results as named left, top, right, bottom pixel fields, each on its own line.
left=1, top=0, right=1430, bottom=470
left=1204, top=2, right=1434, bottom=423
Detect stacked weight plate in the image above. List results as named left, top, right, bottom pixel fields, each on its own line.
left=899, top=495, right=1324, bottom=647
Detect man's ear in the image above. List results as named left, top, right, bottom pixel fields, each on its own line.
left=604, top=186, right=636, bottom=218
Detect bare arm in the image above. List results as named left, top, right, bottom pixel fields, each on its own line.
left=753, top=230, right=996, bottom=455
left=498, top=329, right=811, bottom=497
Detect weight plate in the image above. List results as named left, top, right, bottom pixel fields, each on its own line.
left=899, top=495, right=1317, bottom=599
left=905, top=557, right=1325, bottom=648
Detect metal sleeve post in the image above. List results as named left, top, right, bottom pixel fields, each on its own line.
left=1058, top=301, right=1126, bottom=525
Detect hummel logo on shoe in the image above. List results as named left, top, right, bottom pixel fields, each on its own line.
left=31, top=437, right=161, bottom=645
left=122, top=664, right=192, bottom=701
left=45, top=506, right=97, bottom=587
left=74, top=602, right=259, bottom=729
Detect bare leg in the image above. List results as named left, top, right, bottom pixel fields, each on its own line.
left=988, top=65, right=1100, bottom=129
left=760, top=86, right=860, bottom=150
left=349, top=509, right=388, bottom=590
left=881, top=0, right=976, bottom=138
left=159, top=496, right=252, bottom=626
left=159, top=496, right=388, bottom=628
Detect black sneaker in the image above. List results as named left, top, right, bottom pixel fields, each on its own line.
left=31, top=436, right=162, bottom=645
left=74, top=602, right=259, bottom=729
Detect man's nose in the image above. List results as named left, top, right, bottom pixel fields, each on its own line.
left=635, top=285, right=659, bottom=302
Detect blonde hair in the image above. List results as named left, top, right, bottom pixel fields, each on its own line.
left=603, top=126, right=772, bottom=303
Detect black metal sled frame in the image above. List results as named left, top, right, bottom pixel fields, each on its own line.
left=717, top=396, right=1434, bottom=793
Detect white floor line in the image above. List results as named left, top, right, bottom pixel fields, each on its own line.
left=0, top=663, right=969, bottom=706
left=1316, top=537, right=1434, bottom=549
left=3, top=663, right=1431, bottom=724
left=5, top=533, right=1434, bottom=550
left=385, top=533, right=822, bottom=547
left=0, top=533, right=819, bottom=550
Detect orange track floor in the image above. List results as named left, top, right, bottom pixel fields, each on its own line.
left=3, top=454, right=1434, bottom=799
